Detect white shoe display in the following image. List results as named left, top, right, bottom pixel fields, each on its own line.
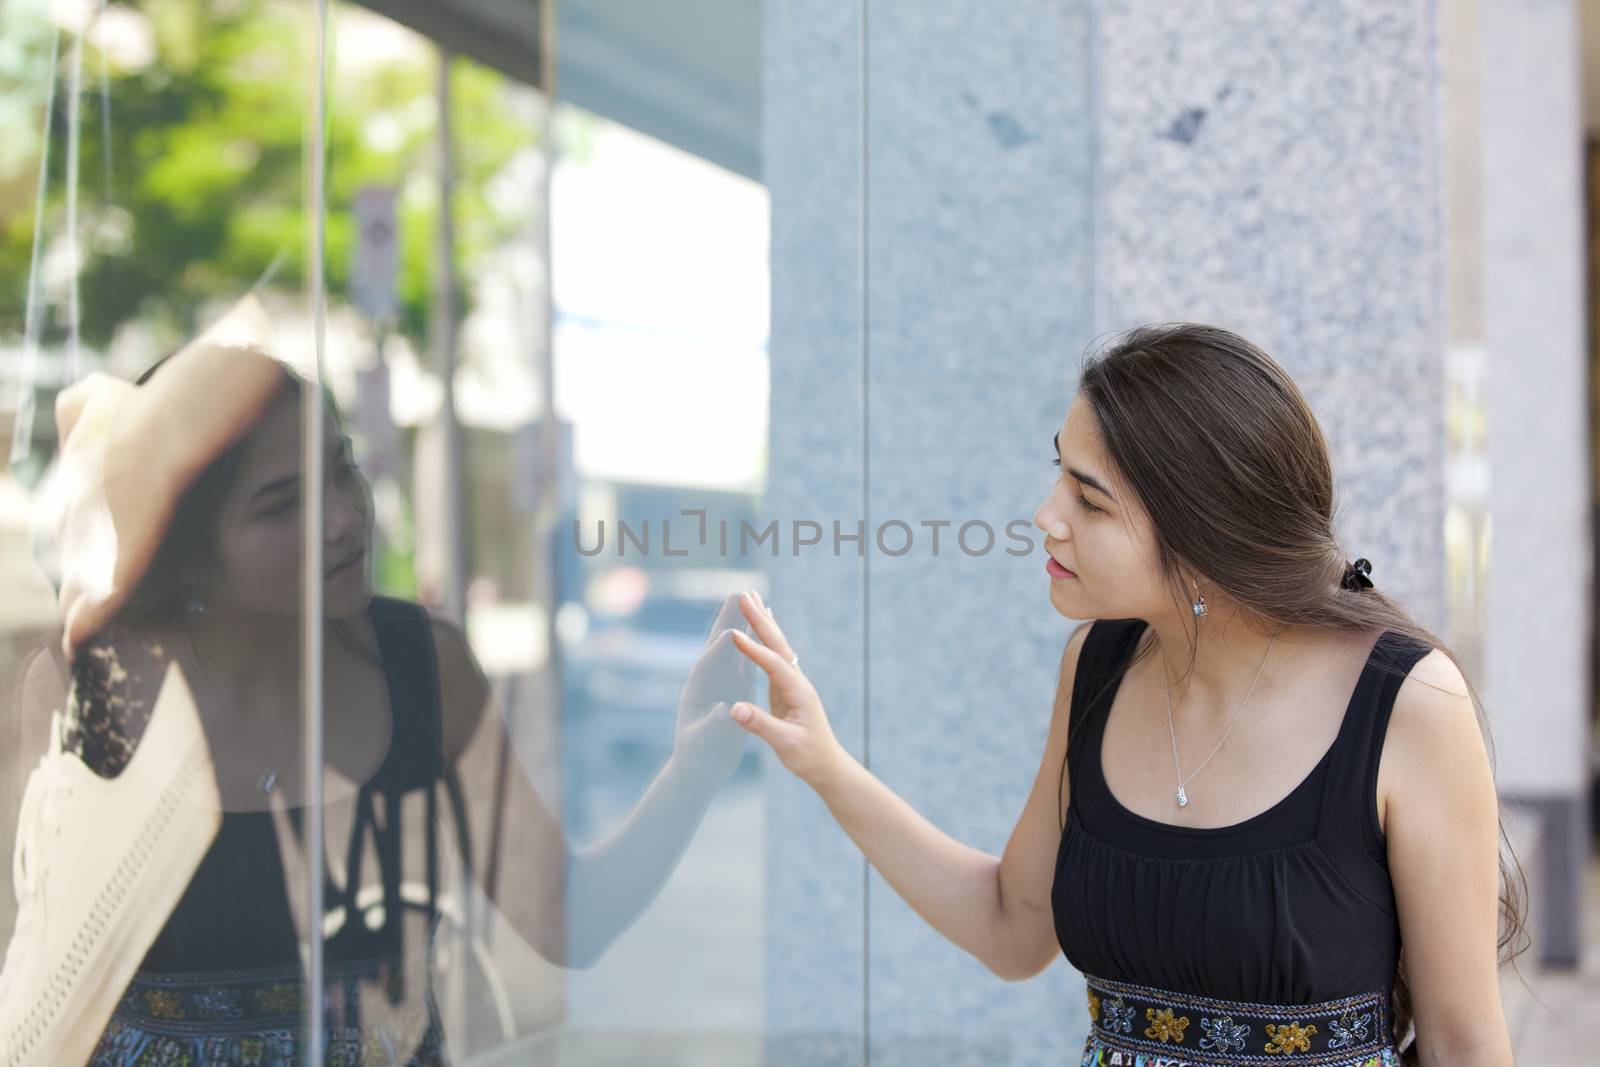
left=0, top=661, right=222, bottom=1067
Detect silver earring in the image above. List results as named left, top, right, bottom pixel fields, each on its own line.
left=184, top=586, right=205, bottom=615
left=1190, top=581, right=1207, bottom=618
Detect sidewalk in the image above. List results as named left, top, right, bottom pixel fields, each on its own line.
left=1506, top=845, right=1599, bottom=1064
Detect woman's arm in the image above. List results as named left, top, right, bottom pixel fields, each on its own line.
left=725, top=593, right=1086, bottom=981
left=991, top=620, right=1091, bottom=980
left=798, top=623, right=1088, bottom=982
left=1383, top=649, right=1514, bottom=1066
left=430, top=613, right=728, bottom=970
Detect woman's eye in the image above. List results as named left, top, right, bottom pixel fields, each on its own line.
left=1052, top=458, right=1101, bottom=513
left=260, top=498, right=296, bottom=518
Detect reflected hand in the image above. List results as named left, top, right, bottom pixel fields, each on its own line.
left=725, top=590, right=845, bottom=791
left=670, top=592, right=761, bottom=782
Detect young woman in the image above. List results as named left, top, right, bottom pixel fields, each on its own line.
left=725, top=323, right=1526, bottom=1067
left=1, top=338, right=752, bottom=1065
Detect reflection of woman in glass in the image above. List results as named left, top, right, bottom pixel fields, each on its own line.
left=726, top=324, right=1525, bottom=1066
left=3, top=335, right=750, bottom=1065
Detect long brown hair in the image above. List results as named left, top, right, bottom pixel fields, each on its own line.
left=1062, top=321, right=1530, bottom=1064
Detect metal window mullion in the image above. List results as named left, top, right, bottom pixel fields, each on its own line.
left=303, top=1, right=330, bottom=1063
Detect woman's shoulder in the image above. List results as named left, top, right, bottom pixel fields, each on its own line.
left=1386, top=646, right=1470, bottom=735
left=364, top=595, right=489, bottom=763
left=1376, top=643, right=1472, bottom=825
left=1062, top=617, right=1146, bottom=706
left=365, top=596, right=480, bottom=674
left=363, top=596, right=471, bottom=666
left=1073, top=616, right=1141, bottom=643
left=1084, top=616, right=1150, bottom=661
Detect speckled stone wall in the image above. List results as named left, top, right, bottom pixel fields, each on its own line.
left=762, top=1, right=869, bottom=1062
left=1478, top=0, right=1587, bottom=966
left=1094, top=0, right=1449, bottom=631
left=765, top=1, right=1097, bottom=1063
left=1479, top=0, right=1587, bottom=798
left=861, top=2, right=1096, bottom=1064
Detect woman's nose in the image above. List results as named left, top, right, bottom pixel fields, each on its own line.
left=325, top=483, right=366, bottom=542
left=1034, top=497, right=1068, bottom=542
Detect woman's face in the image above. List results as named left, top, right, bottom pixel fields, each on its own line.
left=1032, top=394, right=1172, bottom=621
left=199, top=389, right=374, bottom=621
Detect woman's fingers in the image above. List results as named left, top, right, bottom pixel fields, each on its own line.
left=737, top=591, right=796, bottom=663
left=730, top=699, right=804, bottom=756
left=728, top=626, right=795, bottom=678
left=703, top=592, right=747, bottom=647
left=722, top=606, right=845, bottom=789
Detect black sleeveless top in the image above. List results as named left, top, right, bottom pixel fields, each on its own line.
left=1052, top=617, right=1431, bottom=1012
left=85, top=596, right=459, bottom=1066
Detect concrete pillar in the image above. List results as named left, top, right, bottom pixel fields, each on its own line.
left=860, top=2, right=1096, bottom=1063
left=763, top=2, right=869, bottom=1061
left=1479, top=0, right=1588, bottom=967
left=765, top=1, right=1094, bottom=1063
left=1093, top=0, right=1449, bottom=631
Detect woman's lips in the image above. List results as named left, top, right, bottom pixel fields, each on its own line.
left=327, top=547, right=365, bottom=579
left=1046, top=557, right=1076, bottom=580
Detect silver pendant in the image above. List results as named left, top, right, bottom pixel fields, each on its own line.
left=1176, top=786, right=1188, bottom=807
left=259, top=771, right=277, bottom=793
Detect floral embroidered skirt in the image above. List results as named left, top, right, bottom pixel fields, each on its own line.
left=86, top=960, right=450, bottom=1067
left=1077, top=973, right=1403, bottom=1067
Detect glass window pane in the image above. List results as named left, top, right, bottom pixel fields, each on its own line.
left=0, top=0, right=327, bottom=1061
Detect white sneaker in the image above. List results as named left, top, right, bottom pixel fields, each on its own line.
left=0, top=661, right=221, bottom=1067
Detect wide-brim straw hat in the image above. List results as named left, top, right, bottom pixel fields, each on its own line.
left=32, top=295, right=301, bottom=659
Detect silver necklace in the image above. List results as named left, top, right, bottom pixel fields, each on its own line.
left=1161, top=630, right=1277, bottom=808
left=187, top=631, right=301, bottom=793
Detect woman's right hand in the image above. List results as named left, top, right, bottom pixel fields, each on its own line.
left=726, top=590, right=850, bottom=792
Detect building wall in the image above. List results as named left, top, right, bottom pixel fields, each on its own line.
left=1480, top=0, right=1589, bottom=966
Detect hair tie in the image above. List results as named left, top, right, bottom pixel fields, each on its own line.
left=1340, top=557, right=1374, bottom=592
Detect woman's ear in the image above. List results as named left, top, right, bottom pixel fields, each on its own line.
left=180, top=562, right=213, bottom=609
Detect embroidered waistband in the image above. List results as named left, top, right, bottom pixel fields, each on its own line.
left=94, top=962, right=448, bottom=1067
left=1081, top=974, right=1398, bottom=1066
left=114, top=959, right=401, bottom=1032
